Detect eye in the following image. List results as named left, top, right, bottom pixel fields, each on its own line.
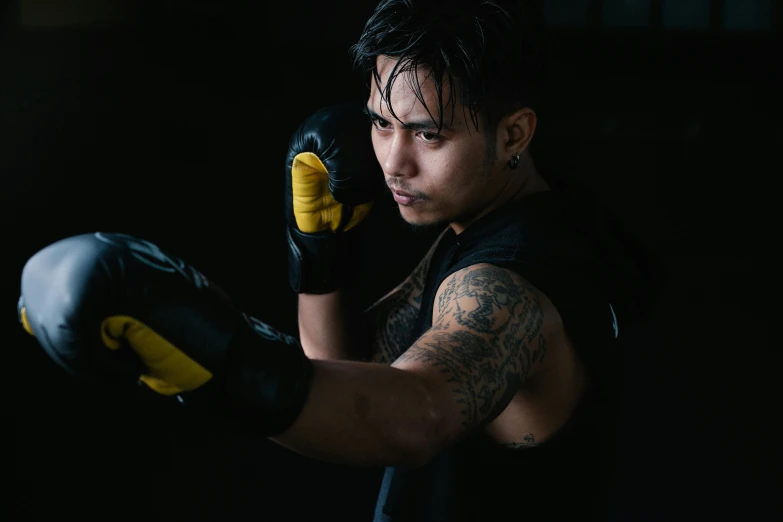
left=371, top=117, right=391, bottom=131
left=417, top=131, right=443, bottom=143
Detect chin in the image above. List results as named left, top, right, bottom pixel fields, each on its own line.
left=398, top=207, right=446, bottom=232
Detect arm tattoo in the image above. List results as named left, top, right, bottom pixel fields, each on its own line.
left=393, top=265, right=547, bottom=431
left=501, top=434, right=540, bottom=450
left=365, top=229, right=448, bottom=364
left=366, top=281, right=422, bottom=364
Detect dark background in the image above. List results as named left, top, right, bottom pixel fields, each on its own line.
left=4, top=1, right=780, bottom=520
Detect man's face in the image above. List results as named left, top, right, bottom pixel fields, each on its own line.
left=368, top=56, right=507, bottom=229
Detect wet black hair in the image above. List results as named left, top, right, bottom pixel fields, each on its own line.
left=349, top=0, right=545, bottom=135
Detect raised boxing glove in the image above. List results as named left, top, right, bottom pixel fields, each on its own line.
left=285, top=101, right=385, bottom=294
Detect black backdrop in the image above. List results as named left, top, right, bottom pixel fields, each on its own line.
left=5, top=1, right=780, bottom=520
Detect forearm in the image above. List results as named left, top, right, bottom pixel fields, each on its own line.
left=270, top=359, right=442, bottom=468
left=297, top=289, right=369, bottom=361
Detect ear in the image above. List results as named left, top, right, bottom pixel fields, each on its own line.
left=497, top=107, right=537, bottom=158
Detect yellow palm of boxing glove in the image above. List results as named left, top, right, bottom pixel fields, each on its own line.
left=20, top=296, right=211, bottom=396
left=101, top=316, right=211, bottom=396
left=291, top=152, right=373, bottom=234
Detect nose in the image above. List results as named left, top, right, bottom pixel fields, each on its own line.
left=378, top=132, right=415, bottom=179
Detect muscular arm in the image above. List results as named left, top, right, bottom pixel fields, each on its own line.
left=392, top=263, right=551, bottom=437
left=298, top=227, right=448, bottom=362
left=272, top=263, right=555, bottom=467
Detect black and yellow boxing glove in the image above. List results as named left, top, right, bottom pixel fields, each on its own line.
left=285, top=101, right=385, bottom=294
left=18, top=232, right=312, bottom=436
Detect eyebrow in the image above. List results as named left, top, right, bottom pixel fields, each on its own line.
left=364, top=106, right=452, bottom=132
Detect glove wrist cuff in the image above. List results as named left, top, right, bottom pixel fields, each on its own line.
left=286, top=226, right=344, bottom=294
left=221, top=315, right=314, bottom=437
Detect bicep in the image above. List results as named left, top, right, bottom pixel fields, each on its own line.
left=391, top=264, right=552, bottom=436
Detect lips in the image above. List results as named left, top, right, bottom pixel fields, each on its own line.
left=389, top=187, right=421, bottom=206
left=387, top=181, right=417, bottom=197
left=391, top=188, right=415, bottom=198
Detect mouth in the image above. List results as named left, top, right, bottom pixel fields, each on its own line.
left=389, top=187, right=421, bottom=206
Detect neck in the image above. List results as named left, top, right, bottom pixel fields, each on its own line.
left=510, top=154, right=551, bottom=201
left=451, top=154, right=551, bottom=235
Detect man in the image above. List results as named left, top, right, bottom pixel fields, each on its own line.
left=19, top=1, right=648, bottom=520
left=289, top=1, right=632, bottom=518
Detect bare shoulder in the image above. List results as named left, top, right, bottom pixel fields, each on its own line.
left=432, top=263, right=563, bottom=366
left=392, top=263, right=566, bottom=432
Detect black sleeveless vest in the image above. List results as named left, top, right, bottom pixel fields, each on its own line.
left=373, top=191, right=625, bottom=522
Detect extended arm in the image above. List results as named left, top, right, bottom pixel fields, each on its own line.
left=19, top=232, right=556, bottom=468
left=274, top=263, right=556, bottom=466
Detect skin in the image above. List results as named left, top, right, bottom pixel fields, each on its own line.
left=369, top=55, right=547, bottom=232
left=282, top=56, right=587, bottom=467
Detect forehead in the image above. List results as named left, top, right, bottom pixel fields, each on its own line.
left=369, top=55, right=465, bottom=127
